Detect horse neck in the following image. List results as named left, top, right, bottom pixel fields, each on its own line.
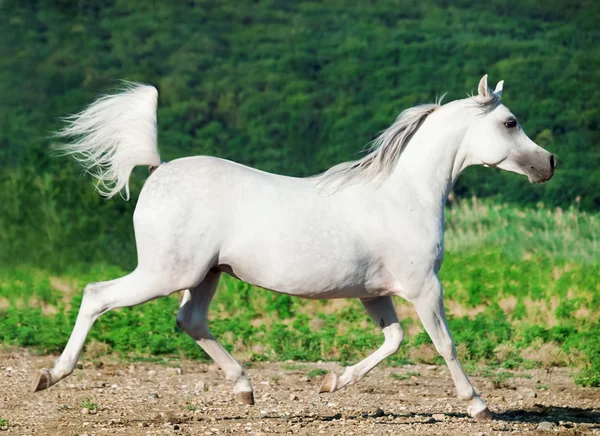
left=385, top=102, right=473, bottom=211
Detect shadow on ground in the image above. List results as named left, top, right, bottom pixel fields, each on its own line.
left=494, top=405, right=600, bottom=425
left=203, top=406, right=600, bottom=427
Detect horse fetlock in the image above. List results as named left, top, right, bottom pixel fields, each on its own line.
left=455, top=390, right=471, bottom=402
left=455, top=383, right=477, bottom=401
left=224, top=365, right=246, bottom=382
left=232, top=375, right=253, bottom=394
left=340, top=367, right=361, bottom=386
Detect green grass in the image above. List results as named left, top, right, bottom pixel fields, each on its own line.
left=80, top=397, right=98, bottom=412
left=307, top=369, right=329, bottom=378
left=0, top=199, right=598, bottom=386
left=185, top=398, right=198, bottom=412
left=475, top=369, right=515, bottom=385
left=282, top=363, right=307, bottom=371
left=0, top=416, right=8, bottom=429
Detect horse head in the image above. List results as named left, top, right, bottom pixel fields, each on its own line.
left=464, top=75, right=556, bottom=183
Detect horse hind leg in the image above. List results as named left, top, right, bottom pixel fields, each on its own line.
left=176, top=271, right=255, bottom=405
left=31, top=268, right=184, bottom=392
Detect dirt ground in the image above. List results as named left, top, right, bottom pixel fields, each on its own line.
left=1, top=350, right=599, bottom=435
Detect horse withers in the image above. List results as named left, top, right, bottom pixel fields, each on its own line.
left=34, top=75, right=556, bottom=421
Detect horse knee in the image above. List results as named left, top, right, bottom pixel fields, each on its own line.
left=383, top=323, right=404, bottom=355
left=80, top=282, right=109, bottom=314
left=83, top=282, right=99, bottom=297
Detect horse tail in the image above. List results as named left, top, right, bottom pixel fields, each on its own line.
left=54, top=83, right=161, bottom=200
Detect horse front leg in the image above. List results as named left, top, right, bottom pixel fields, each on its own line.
left=319, top=296, right=404, bottom=393
left=411, top=275, right=492, bottom=420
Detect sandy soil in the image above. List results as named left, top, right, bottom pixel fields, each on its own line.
left=0, top=350, right=599, bottom=435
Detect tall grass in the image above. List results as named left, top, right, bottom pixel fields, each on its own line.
left=446, top=197, right=598, bottom=263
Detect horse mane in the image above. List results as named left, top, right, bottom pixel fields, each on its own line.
left=317, top=100, right=441, bottom=191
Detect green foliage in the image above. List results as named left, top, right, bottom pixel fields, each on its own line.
left=474, top=369, right=515, bottom=386
left=448, top=308, right=513, bottom=362
left=564, top=324, right=600, bottom=388
left=282, top=363, right=307, bottom=371
left=0, top=1, right=599, bottom=270
left=307, top=369, right=328, bottom=378
left=185, top=398, right=198, bottom=412
left=80, top=397, right=98, bottom=412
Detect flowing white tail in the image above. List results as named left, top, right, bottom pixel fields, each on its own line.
left=55, top=83, right=161, bottom=199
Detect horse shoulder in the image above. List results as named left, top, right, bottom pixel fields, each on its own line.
left=367, top=208, right=444, bottom=300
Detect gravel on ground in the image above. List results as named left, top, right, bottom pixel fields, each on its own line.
left=1, top=350, right=599, bottom=435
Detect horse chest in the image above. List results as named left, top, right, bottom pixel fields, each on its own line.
left=370, top=220, right=444, bottom=297
left=383, top=212, right=444, bottom=258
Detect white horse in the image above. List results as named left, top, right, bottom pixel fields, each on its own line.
left=33, top=75, right=556, bottom=420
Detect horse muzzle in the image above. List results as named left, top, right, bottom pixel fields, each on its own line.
left=527, top=153, right=557, bottom=184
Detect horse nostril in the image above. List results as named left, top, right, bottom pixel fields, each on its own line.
left=550, top=155, right=557, bottom=170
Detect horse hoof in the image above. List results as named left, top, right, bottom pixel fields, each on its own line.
left=32, top=368, right=52, bottom=393
left=472, top=407, right=493, bottom=421
left=318, top=372, right=337, bottom=394
left=236, top=391, right=255, bottom=405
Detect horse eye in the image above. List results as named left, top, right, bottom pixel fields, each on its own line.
left=504, top=120, right=517, bottom=128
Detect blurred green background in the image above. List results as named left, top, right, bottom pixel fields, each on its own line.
left=1, top=0, right=598, bottom=268
left=0, top=1, right=598, bottom=386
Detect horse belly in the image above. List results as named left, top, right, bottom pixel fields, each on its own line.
left=223, top=265, right=373, bottom=299
left=218, top=241, right=374, bottom=300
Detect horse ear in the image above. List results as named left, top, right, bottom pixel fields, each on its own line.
left=477, top=74, right=489, bottom=98
left=494, top=80, right=504, bottom=97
